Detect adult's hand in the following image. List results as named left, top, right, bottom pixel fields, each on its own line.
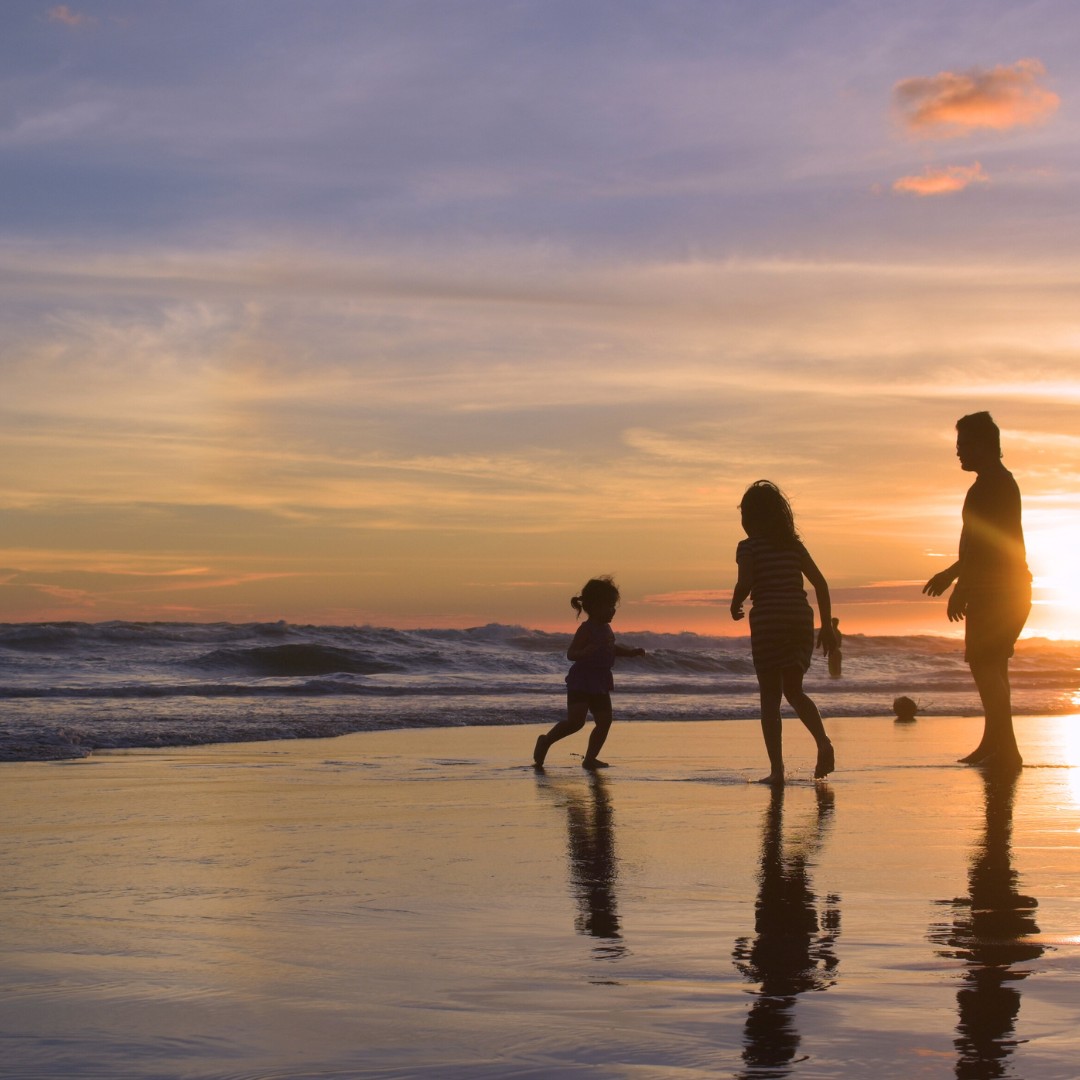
left=946, top=588, right=967, bottom=623
left=923, top=569, right=956, bottom=597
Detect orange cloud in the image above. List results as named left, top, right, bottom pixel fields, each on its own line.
left=893, top=162, right=989, bottom=197
left=894, top=59, right=1059, bottom=138
left=48, top=5, right=94, bottom=27
left=641, top=589, right=731, bottom=606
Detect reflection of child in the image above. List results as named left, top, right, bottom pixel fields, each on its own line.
left=533, top=577, right=645, bottom=770
left=730, top=481, right=837, bottom=784
left=893, top=696, right=919, bottom=723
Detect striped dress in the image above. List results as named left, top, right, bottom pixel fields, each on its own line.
left=736, top=536, right=815, bottom=673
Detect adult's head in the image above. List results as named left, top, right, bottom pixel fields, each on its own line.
left=956, top=411, right=1002, bottom=472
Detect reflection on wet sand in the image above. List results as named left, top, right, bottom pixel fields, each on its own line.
left=733, top=786, right=841, bottom=1077
left=539, top=772, right=626, bottom=960
left=930, top=770, right=1043, bottom=1078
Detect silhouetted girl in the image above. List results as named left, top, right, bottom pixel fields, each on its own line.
left=533, top=576, right=645, bottom=770
left=730, top=482, right=836, bottom=784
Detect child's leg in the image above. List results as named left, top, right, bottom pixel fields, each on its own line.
left=582, top=703, right=613, bottom=769
left=757, top=668, right=785, bottom=783
left=535, top=700, right=590, bottom=766
left=781, top=667, right=834, bottom=778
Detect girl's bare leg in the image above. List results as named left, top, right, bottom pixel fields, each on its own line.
left=782, top=667, right=834, bottom=779
left=582, top=707, right=613, bottom=769
left=535, top=701, right=590, bottom=766
left=757, top=669, right=785, bottom=784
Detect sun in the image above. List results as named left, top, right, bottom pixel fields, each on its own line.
left=1026, top=515, right=1080, bottom=640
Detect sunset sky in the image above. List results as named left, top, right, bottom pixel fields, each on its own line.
left=3, top=1, right=1079, bottom=636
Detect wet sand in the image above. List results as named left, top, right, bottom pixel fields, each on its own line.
left=2, top=715, right=1079, bottom=1079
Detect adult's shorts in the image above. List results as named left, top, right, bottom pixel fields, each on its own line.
left=567, top=690, right=612, bottom=713
left=964, top=582, right=1031, bottom=664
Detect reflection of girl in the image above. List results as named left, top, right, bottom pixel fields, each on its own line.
left=730, top=481, right=836, bottom=784
left=533, top=577, right=645, bottom=770
left=733, top=785, right=840, bottom=1075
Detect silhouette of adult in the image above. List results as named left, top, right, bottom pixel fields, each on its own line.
left=732, top=786, right=840, bottom=1076
left=929, top=770, right=1042, bottom=1076
left=923, top=413, right=1031, bottom=770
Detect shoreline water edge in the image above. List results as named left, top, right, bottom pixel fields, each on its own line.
left=1, top=620, right=1079, bottom=761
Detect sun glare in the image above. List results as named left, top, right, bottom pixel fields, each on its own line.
left=1026, top=517, right=1080, bottom=640
left=1049, top=716, right=1080, bottom=810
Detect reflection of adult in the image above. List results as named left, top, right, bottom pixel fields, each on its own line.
left=923, top=413, right=1030, bottom=769
left=929, top=770, right=1041, bottom=1076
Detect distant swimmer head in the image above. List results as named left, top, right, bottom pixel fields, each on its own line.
left=892, top=695, right=919, bottom=722
left=739, top=480, right=800, bottom=548
left=571, top=576, right=621, bottom=621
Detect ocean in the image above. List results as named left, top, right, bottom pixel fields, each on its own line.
left=1, top=621, right=1078, bottom=761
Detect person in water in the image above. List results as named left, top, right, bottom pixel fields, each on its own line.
left=827, top=617, right=843, bottom=678
left=893, top=696, right=919, bottom=723
left=923, top=412, right=1031, bottom=770
left=533, top=576, right=645, bottom=770
left=730, top=481, right=837, bottom=784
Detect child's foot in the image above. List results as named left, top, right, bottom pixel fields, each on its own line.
left=533, top=735, right=550, bottom=768
left=581, top=758, right=609, bottom=770
left=814, top=741, right=835, bottom=780
left=757, top=771, right=785, bottom=785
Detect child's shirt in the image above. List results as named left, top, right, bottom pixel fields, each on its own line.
left=736, top=536, right=812, bottom=621
left=565, top=619, right=616, bottom=693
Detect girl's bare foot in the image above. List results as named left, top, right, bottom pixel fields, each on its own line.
left=757, top=771, right=785, bottom=785
left=814, top=741, right=835, bottom=779
left=581, top=758, right=609, bottom=770
left=533, top=735, right=550, bottom=768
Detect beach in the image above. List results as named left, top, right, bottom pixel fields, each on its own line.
left=2, top=714, right=1079, bottom=1079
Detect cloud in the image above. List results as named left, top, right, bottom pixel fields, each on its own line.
left=893, top=162, right=989, bottom=197
left=47, top=5, right=95, bottom=28
left=894, top=59, right=1059, bottom=138
left=641, top=590, right=732, bottom=607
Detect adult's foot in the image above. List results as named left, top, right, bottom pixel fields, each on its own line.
left=533, top=735, right=550, bottom=768
left=976, top=749, right=1023, bottom=773
left=814, top=741, right=835, bottom=780
left=958, top=746, right=990, bottom=764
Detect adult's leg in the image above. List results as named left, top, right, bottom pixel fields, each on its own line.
left=582, top=702, right=613, bottom=769
left=961, top=588, right=1028, bottom=766
left=967, top=656, right=1021, bottom=770
left=535, top=700, right=590, bottom=766
left=757, top=668, right=785, bottom=783
left=781, top=666, right=834, bottom=778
